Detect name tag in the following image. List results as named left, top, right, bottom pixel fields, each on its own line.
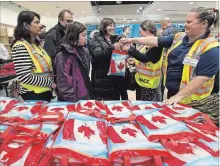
left=190, top=59, right=199, bottom=67
left=183, top=55, right=199, bottom=67
left=183, top=57, right=191, bottom=65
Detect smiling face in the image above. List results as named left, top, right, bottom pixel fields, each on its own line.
left=78, top=30, right=87, bottom=46
left=184, top=12, right=207, bottom=38
left=28, top=16, right=42, bottom=36
left=106, top=23, right=115, bottom=36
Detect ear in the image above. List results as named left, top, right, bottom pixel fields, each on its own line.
left=23, top=22, right=29, bottom=30
left=202, top=20, right=208, bottom=28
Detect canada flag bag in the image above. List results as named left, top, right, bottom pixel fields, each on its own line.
left=160, top=104, right=202, bottom=121
left=130, top=101, right=162, bottom=111
left=75, top=100, right=107, bottom=118
left=0, top=97, right=20, bottom=112
left=0, top=103, right=43, bottom=125
left=161, top=138, right=219, bottom=166
left=134, top=109, right=196, bottom=142
left=0, top=123, right=59, bottom=166
left=183, top=115, right=220, bottom=157
left=39, top=112, right=109, bottom=166
left=104, top=101, right=134, bottom=123
left=108, top=50, right=129, bottom=76
left=107, top=122, right=171, bottom=166
left=30, top=102, right=73, bottom=124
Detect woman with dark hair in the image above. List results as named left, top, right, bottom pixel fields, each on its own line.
left=55, top=21, right=92, bottom=102
left=122, top=7, right=219, bottom=105
left=11, top=11, right=55, bottom=102
left=88, top=18, right=127, bottom=100
left=119, top=20, right=163, bottom=101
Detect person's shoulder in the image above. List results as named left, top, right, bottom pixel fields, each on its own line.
left=12, top=42, right=27, bottom=50
left=46, top=25, right=59, bottom=36
left=203, top=46, right=219, bottom=55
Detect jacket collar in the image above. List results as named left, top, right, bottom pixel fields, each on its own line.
left=182, top=29, right=211, bottom=46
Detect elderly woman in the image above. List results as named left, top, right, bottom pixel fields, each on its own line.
left=121, top=7, right=219, bottom=105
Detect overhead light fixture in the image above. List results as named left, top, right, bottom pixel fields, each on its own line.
left=157, top=9, right=162, bottom=11
left=189, top=2, right=194, bottom=4
left=116, top=1, right=121, bottom=4
left=137, top=10, right=140, bottom=12
left=123, top=18, right=126, bottom=21
left=140, top=7, right=143, bottom=10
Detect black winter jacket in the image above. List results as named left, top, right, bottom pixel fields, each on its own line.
left=44, top=23, right=65, bottom=61
left=88, top=32, right=126, bottom=100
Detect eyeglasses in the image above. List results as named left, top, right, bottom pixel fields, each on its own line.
left=64, top=20, right=73, bottom=24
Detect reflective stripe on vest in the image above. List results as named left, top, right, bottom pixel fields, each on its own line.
left=163, top=32, right=218, bottom=104
left=22, top=40, right=52, bottom=73
left=135, top=45, right=163, bottom=89
left=13, top=40, right=52, bottom=94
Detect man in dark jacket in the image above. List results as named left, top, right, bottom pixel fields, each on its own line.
left=44, top=9, right=73, bottom=62
left=160, top=17, right=179, bottom=36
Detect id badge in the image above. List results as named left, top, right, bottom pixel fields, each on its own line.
left=190, top=59, right=199, bottom=67
left=183, top=57, right=191, bottom=65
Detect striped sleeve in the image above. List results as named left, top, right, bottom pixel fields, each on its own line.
left=11, top=44, right=53, bottom=87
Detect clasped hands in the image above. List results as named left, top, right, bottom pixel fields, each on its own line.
left=114, top=38, right=133, bottom=52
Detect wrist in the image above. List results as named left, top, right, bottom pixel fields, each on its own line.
left=176, top=92, right=185, bottom=99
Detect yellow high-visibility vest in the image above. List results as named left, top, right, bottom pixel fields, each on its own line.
left=135, top=45, right=163, bottom=89
left=13, top=40, right=52, bottom=94
left=163, top=32, right=219, bottom=104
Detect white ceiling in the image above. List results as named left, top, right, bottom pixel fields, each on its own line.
left=1, top=1, right=219, bottom=28
left=144, top=1, right=217, bottom=15
left=15, top=1, right=94, bottom=17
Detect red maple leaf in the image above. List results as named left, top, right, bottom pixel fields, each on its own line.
left=121, top=128, right=137, bottom=138
left=0, top=100, right=6, bottom=104
left=152, top=116, right=167, bottom=124
left=78, top=125, right=95, bottom=139
left=16, top=106, right=29, bottom=112
left=50, top=107, right=64, bottom=112
left=84, top=102, right=94, bottom=108
left=112, top=106, right=123, bottom=112
left=117, top=62, right=124, bottom=70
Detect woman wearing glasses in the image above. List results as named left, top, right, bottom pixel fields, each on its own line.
left=11, top=11, right=55, bottom=101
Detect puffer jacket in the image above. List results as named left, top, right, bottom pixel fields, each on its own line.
left=55, top=44, right=92, bottom=102
left=89, top=32, right=125, bottom=100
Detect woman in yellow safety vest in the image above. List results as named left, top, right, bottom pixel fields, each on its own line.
left=11, top=11, right=55, bottom=102
left=121, top=7, right=219, bottom=105
left=120, top=20, right=164, bottom=101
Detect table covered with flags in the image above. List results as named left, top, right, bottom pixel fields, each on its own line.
left=0, top=97, right=219, bottom=166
